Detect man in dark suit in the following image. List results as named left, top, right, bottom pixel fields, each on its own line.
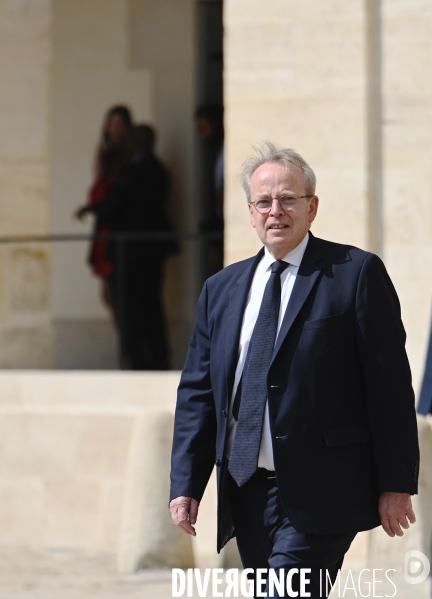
left=170, top=144, right=419, bottom=597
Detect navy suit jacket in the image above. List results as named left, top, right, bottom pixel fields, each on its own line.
left=170, top=233, right=419, bottom=552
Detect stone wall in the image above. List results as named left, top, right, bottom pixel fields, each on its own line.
left=0, top=371, right=220, bottom=568
left=0, top=372, right=180, bottom=552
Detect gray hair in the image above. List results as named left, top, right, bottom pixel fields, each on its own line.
left=240, top=142, right=317, bottom=202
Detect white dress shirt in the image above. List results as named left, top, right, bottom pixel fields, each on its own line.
left=226, top=232, right=310, bottom=471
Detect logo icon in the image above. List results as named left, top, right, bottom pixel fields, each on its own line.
left=404, top=550, right=430, bottom=584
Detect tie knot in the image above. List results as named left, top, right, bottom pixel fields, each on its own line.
left=271, top=260, right=289, bottom=276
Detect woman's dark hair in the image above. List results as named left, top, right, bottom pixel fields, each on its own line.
left=102, top=105, right=133, bottom=144
left=99, top=105, right=133, bottom=176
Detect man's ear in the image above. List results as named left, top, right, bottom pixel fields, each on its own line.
left=308, top=196, right=319, bottom=224
left=248, top=203, right=256, bottom=228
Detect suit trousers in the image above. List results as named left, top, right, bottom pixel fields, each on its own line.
left=110, top=245, right=169, bottom=370
left=228, top=472, right=356, bottom=598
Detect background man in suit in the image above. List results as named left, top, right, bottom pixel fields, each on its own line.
left=418, top=324, right=432, bottom=415
left=170, top=144, right=419, bottom=597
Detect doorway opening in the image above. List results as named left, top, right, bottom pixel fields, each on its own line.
left=195, top=0, right=224, bottom=287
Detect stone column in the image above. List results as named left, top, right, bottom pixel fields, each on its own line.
left=381, top=0, right=432, bottom=393
left=0, top=0, right=53, bottom=367
left=224, top=0, right=369, bottom=264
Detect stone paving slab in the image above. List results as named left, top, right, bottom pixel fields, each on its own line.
left=0, top=548, right=429, bottom=598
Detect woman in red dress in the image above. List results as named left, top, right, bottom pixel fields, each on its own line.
left=75, top=105, right=133, bottom=315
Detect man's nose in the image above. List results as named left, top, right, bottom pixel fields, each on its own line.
left=269, top=198, right=284, bottom=215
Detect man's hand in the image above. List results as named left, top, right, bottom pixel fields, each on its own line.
left=170, top=496, right=199, bottom=536
left=379, top=492, right=416, bottom=537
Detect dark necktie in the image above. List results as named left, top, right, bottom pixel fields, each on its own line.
left=229, top=260, right=289, bottom=486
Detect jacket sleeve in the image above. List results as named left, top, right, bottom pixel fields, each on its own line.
left=170, top=281, right=217, bottom=502
left=355, top=253, right=419, bottom=494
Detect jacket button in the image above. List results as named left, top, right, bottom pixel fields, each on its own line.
left=216, top=459, right=221, bottom=467
left=222, top=410, right=227, bottom=417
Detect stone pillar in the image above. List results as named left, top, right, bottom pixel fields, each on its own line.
left=224, top=0, right=369, bottom=264
left=381, top=0, right=432, bottom=393
left=0, top=0, right=54, bottom=367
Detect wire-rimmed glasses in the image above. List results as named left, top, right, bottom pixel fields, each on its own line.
left=249, top=195, right=313, bottom=213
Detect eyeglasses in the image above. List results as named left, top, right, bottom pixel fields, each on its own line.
left=249, top=195, right=313, bottom=214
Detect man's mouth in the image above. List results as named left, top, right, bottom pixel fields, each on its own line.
left=269, top=224, right=289, bottom=229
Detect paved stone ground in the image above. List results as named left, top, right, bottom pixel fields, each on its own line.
left=0, top=549, right=173, bottom=599
left=0, top=548, right=429, bottom=598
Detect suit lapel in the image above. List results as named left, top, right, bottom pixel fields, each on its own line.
left=224, top=248, right=264, bottom=399
left=271, top=233, right=323, bottom=363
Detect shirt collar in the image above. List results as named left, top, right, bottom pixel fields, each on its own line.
left=262, top=231, right=310, bottom=270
